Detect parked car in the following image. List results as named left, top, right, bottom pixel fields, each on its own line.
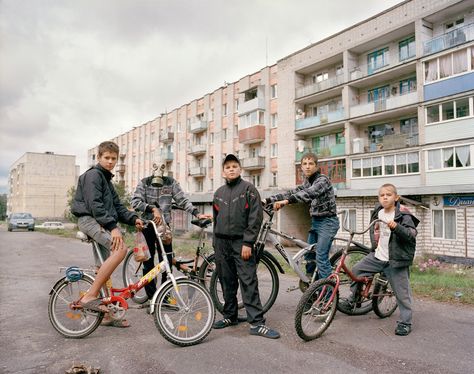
left=37, top=221, right=65, bottom=230
left=8, top=213, right=35, bottom=231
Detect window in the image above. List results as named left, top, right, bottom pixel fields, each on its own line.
left=352, top=152, right=419, bottom=178
left=346, top=209, right=357, bottom=231
left=234, top=99, right=239, bottom=112
left=426, top=97, right=472, bottom=124
left=424, top=47, right=470, bottom=82
left=210, top=132, right=214, bottom=144
left=209, top=156, right=214, bottom=168
left=432, top=209, right=456, bottom=239
left=427, top=145, right=471, bottom=170
left=271, top=172, right=277, bottom=187
left=196, top=180, right=203, bottom=192
left=271, top=113, right=278, bottom=128
left=223, top=128, right=227, bottom=140
left=399, top=77, right=416, bottom=95
left=445, top=18, right=464, bottom=31
left=251, top=174, right=261, bottom=187
left=313, top=72, right=328, bottom=83
left=400, top=118, right=419, bottom=146
left=399, top=36, right=415, bottom=61
left=271, top=84, right=277, bottom=98
left=336, top=65, right=344, bottom=76
left=367, top=47, right=389, bottom=74
left=271, top=143, right=278, bottom=158
left=223, top=103, right=227, bottom=116
left=368, top=85, right=389, bottom=103
left=368, top=123, right=393, bottom=145
left=234, top=124, right=239, bottom=137
left=244, top=88, right=257, bottom=102
left=240, top=110, right=264, bottom=128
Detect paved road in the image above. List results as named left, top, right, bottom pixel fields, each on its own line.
left=1, top=227, right=473, bottom=374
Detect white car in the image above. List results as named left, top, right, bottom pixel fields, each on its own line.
left=37, top=221, right=65, bottom=230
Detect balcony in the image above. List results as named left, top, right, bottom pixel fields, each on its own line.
left=241, top=156, right=265, bottom=170
left=295, top=75, right=345, bottom=99
left=189, top=167, right=206, bottom=177
left=116, top=164, right=126, bottom=173
left=159, top=131, right=174, bottom=143
left=189, top=120, right=208, bottom=133
left=365, top=134, right=419, bottom=153
left=423, top=23, right=474, bottom=56
left=160, top=150, right=174, bottom=162
left=350, top=91, right=418, bottom=118
left=295, top=109, right=345, bottom=131
left=239, top=125, right=266, bottom=144
left=238, top=97, right=266, bottom=116
left=188, top=144, right=207, bottom=156
left=295, top=143, right=345, bottom=161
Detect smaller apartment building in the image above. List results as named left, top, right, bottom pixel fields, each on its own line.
left=8, top=152, right=78, bottom=219
left=90, top=0, right=474, bottom=261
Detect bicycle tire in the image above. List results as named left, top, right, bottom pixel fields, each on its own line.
left=122, top=249, right=149, bottom=304
left=330, top=246, right=372, bottom=315
left=153, top=279, right=215, bottom=347
left=372, top=277, right=398, bottom=318
left=295, top=278, right=338, bottom=341
left=197, top=253, right=216, bottom=290
left=209, top=251, right=279, bottom=314
left=48, top=275, right=104, bottom=338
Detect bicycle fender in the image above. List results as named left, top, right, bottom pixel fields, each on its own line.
left=149, top=275, right=187, bottom=314
left=262, top=251, right=285, bottom=274
left=48, top=273, right=96, bottom=295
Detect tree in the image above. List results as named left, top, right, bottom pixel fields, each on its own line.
left=0, top=194, right=7, bottom=220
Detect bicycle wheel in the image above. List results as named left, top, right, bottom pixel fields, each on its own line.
left=122, top=250, right=148, bottom=304
left=209, top=251, right=279, bottom=314
left=197, top=253, right=215, bottom=290
left=153, top=279, right=215, bottom=347
left=48, top=275, right=104, bottom=338
left=372, top=277, right=398, bottom=318
left=330, top=246, right=372, bottom=315
left=295, top=278, right=338, bottom=341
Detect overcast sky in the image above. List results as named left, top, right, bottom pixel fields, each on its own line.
left=0, top=0, right=404, bottom=193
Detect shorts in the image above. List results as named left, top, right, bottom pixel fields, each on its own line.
left=77, top=216, right=112, bottom=266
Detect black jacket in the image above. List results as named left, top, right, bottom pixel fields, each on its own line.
left=369, top=201, right=420, bottom=268
left=212, top=176, right=263, bottom=247
left=72, top=164, right=138, bottom=231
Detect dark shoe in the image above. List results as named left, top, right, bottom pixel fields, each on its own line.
left=339, top=298, right=355, bottom=311
left=249, top=325, right=280, bottom=339
left=213, top=318, right=238, bottom=329
left=395, top=323, right=411, bottom=336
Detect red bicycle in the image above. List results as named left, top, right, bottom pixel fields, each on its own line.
left=48, top=221, right=215, bottom=346
left=294, top=217, right=398, bottom=341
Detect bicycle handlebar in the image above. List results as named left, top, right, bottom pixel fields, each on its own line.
left=338, top=210, right=387, bottom=236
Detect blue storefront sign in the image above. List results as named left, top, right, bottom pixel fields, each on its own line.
left=443, top=196, right=474, bottom=207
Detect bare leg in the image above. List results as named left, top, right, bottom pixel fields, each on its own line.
left=82, top=246, right=127, bottom=303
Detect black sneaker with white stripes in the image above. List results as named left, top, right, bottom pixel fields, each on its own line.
left=213, top=318, right=238, bottom=329
left=249, top=324, right=280, bottom=339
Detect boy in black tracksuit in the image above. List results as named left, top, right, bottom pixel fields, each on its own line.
left=212, top=154, right=280, bottom=339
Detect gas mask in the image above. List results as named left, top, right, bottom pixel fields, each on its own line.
left=151, top=163, right=166, bottom=187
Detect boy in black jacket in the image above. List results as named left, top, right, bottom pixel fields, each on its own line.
left=212, top=154, right=280, bottom=339
left=72, top=141, right=143, bottom=319
left=341, top=183, right=419, bottom=336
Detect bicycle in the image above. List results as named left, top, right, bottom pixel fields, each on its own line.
left=294, top=216, right=398, bottom=341
left=48, top=220, right=215, bottom=346
left=122, top=215, right=216, bottom=305
left=209, top=204, right=372, bottom=314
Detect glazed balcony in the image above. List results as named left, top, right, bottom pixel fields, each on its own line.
left=295, top=143, right=345, bottom=162
left=241, top=156, right=265, bottom=170
left=160, top=150, right=174, bottom=162
left=239, top=125, right=266, bottom=144
left=188, top=144, right=207, bottom=156
left=295, top=108, right=345, bottom=131
left=189, top=120, right=208, bottom=133
left=423, top=23, right=474, bottom=56
left=189, top=167, right=206, bottom=177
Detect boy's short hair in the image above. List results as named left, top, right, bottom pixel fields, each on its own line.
left=379, top=183, right=398, bottom=195
left=98, top=141, right=119, bottom=157
left=301, top=152, right=318, bottom=164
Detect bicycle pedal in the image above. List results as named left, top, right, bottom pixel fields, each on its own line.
left=287, top=286, right=300, bottom=292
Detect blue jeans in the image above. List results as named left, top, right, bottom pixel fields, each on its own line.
left=305, top=216, right=340, bottom=279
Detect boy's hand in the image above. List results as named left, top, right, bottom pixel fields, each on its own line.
left=135, top=218, right=144, bottom=231
left=387, top=220, right=397, bottom=230
left=110, top=227, right=124, bottom=252
left=197, top=213, right=212, bottom=220
left=151, top=207, right=162, bottom=225
left=241, top=245, right=252, bottom=261
left=274, top=200, right=288, bottom=211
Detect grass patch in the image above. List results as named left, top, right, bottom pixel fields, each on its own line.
left=35, top=228, right=78, bottom=239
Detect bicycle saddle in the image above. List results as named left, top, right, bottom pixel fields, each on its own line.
left=191, top=218, right=212, bottom=228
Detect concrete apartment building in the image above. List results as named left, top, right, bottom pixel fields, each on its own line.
left=90, top=0, right=474, bottom=260
left=8, top=152, right=78, bottom=219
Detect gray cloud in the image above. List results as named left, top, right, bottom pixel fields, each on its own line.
left=0, top=0, right=403, bottom=193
